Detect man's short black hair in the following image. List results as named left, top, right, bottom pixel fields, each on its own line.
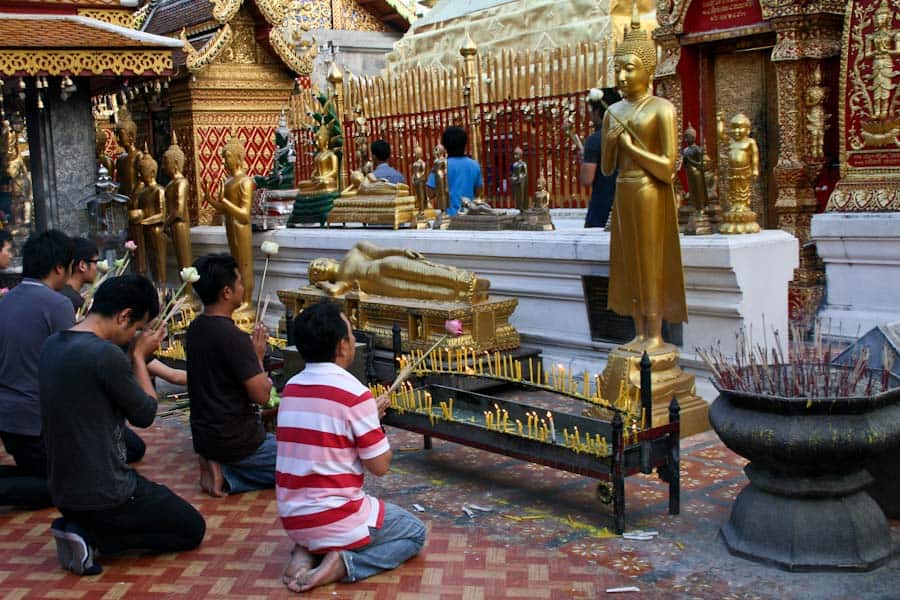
left=72, top=237, right=99, bottom=267
left=21, top=229, right=73, bottom=280
left=371, top=139, right=391, bottom=162
left=0, top=229, right=11, bottom=247
left=90, top=274, right=160, bottom=324
left=192, top=253, right=238, bottom=306
left=293, top=299, right=348, bottom=363
left=442, top=126, right=468, bottom=157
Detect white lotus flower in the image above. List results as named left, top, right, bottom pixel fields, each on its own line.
left=114, top=258, right=125, bottom=268
left=96, top=260, right=109, bottom=273
left=261, top=240, right=280, bottom=256
left=180, top=266, right=200, bottom=283
left=587, top=88, right=603, bottom=103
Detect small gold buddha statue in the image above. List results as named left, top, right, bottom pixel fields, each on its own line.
left=208, top=135, right=256, bottom=314
left=132, top=152, right=167, bottom=283
left=534, top=173, right=550, bottom=210
left=411, top=145, right=431, bottom=212
left=308, top=241, right=489, bottom=304
left=298, top=126, right=339, bottom=194
left=510, top=146, right=528, bottom=213
left=163, top=132, right=192, bottom=277
left=95, top=127, right=114, bottom=177
left=430, top=144, right=449, bottom=212
left=717, top=112, right=761, bottom=234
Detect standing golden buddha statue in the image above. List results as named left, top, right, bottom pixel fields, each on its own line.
left=599, top=3, right=704, bottom=435
left=117, top=112, right=146, bottom=272
left=133, top=151, right=167, bottom=283
left=163, top=132, right=192, bottom=278
left=208, top=135, right=255, bottom=316
left=717, top=112, right=761, bottom=234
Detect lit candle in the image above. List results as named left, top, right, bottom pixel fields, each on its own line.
left=546, top=411, right=555, bottom=442
left=527, top=413, right=534, bottom=437
left=517, top=419, right=523, bottom=435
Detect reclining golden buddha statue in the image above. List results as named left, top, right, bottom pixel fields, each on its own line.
left=278, top=242, right=519, bottom=352
left=308, top=241, right=489, bottom=303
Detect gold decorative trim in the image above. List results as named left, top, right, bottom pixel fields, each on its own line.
left=0, top=49, right=172, bottom=76
left=182, top=24, right=233, bottom=73
left=132, top=1, right=152, bottom=29
left=826, top=180, right=900, bottom=211
left=212, top=0, right=243, bottom=24
left=254, top=0, right=288, bottom=26
left=76, top=8, right=134, bottom=28
left=269, top=25, right=317, bottom=75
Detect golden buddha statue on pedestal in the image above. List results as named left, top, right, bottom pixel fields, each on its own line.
left=298, top=126, right=340, bottom=194
left=718, top=112, right=761, bottom=234
left=163, top=132, right=192, bottom=278
left=599, top=3, right=705, bottom=436
left=132, top=152, right=167, bottom=283
left=208, top=135, right=255, bottom=317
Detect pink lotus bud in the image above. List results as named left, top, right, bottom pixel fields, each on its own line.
left=444, top=319, right=463, bottom=337
left=124, top=240, right=138, bottom=251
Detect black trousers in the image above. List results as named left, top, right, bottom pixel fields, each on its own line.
left=0, top=429, right=147, bottom=508
left=61, top=474, right=205, bottom=555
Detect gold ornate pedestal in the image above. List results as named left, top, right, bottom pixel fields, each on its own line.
left=515, top=208, right=555, bottom=231
left=327, top=194, right=417, bottom=229
left=413, top=208, right=438, bottom=229
left=278, top=287, right=520, bottom=353
left=601, top=345, right=709, bottom=438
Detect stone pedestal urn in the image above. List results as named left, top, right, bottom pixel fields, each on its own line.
left=710, top=373, right=900, bottom=571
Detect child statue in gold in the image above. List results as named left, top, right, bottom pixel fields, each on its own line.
left=132, top=152, right=167, bottom=283
left=208, top=135, right=255, bottom=315
left=163, top=132, right=192, bottom=277
left=717, top=112, right=761, bottom=234
left=298, top=126, right=339, bottom=194
left=308, top=241, right=489, bottom=304
left=601, top=8, right=687, bottom=353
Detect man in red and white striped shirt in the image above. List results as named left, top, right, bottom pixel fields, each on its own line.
left=277, top=300, right=426, bottom=593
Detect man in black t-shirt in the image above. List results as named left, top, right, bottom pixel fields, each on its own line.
left=186, top=253, right=273, bottom=497
left=41, top=275, right=205, bottom=575
left=580, top=88, right=620, bottom=228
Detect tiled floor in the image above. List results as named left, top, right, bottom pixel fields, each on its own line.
left=0, top=402, right=897, bottom=599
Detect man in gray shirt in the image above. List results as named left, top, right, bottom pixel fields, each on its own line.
left=0, top=230, right=73, bottom=508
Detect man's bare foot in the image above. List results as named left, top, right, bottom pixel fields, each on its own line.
left=286, top=551, right=346, bottom=593
left=198, top=456, right=227, bottom=497
left=282, top=545, right=315, bottom=588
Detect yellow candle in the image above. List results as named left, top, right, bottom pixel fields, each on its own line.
left=517, top=419, right=523, bottom=435
left=528, top=358, right=534, bottom=383
left=583, top=370, right=589, bottom=397
left=537, top=361, right=543, bottom=386
left=495, top=352, right=500, bottom=377
left=448, top=397, right=453, bottom=420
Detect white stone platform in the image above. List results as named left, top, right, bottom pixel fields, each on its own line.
left=812, top=212, right=900, bottom=341
left=190, top=224, right=798, bottom=403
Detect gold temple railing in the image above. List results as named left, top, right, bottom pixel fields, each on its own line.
left=291, top=41, right=610, bottom=209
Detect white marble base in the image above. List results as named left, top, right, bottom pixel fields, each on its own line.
left=812, top=212, right=900, bottom=341
left=189, top=226, right=798, bottom=404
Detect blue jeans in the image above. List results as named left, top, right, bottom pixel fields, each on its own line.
left=220, top=433, right=276, bottom=494
left=340, top=502, right=426, bottom=582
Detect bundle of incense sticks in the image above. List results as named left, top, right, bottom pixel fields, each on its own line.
left=698, top=322, right=896, bottom=398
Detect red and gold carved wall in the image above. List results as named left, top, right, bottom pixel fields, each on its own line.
left=827, top=0, right=900, bottom=211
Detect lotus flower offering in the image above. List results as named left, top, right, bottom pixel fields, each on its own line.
left=76, top=240, right=138, bottom=320
left=255, top=239, right=280, bottom=324
left=153, top=266, right=199, bottom=330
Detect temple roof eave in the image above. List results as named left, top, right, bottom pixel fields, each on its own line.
left=0, top=12, right=182, bottom=76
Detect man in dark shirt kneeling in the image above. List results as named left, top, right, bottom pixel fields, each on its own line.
left=187, top=253, right=274, bottom=497
left=41, top=275, right=205, bottom=575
